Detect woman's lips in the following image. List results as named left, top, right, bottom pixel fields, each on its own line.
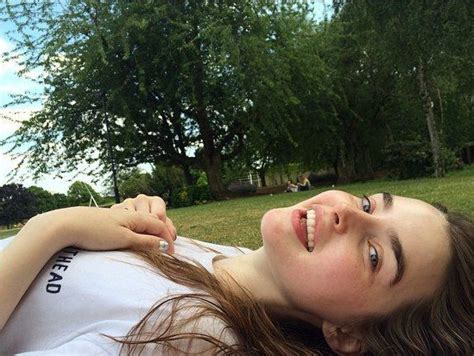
left=291, top=209, right=308, bottom=248
left=291, top=206, right=322, bottom=252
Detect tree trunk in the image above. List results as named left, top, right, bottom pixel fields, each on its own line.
left=417, top=58, right=444, bottom=177
left=436, top=85, right=444, bottom=139
left=258, top=169, right=267, bottom=187
left=103, top=93, right=121, bottom=203
left=192, top=34, right=226, bottom=198
left=361, top=146, right=375, bottom=180
left=203, top=152, right=225, bottom=199
left=336, top=138, right=356, bottom=184
left=381, top=106, right=395, bottom=144
left=183, top=164, right=194, bottom=186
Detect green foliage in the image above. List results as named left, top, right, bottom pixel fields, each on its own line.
left=440, top=147, right=464, bottom=171
left=119, top=171, right=154, bottom=199
left=0, top=0, right=472, bottom=189
left=26, top=186, right=72, bottom=213
left=52, top=193, right=71, bottom=210
left=382, top=139, right=433, bottom=179
left=0, top=184, right=37, bottom=228
left=170, top=184, right=212, bottom=208
left=187, top=185, right=211, bottom=204
left=150, top=164, right=186, bottom=203
left=67, top=181, right=102, bottom=206
left=0, top=1, right=326, bottom=197
left=196, top=172, right=208, bottom=187
left=27, top=186, right=55, bottom=214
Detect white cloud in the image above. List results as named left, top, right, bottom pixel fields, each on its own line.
left=0, top=36, right=44, bottom=103
left=0, top=150, right=106, bottom=194
left=0, top=80, right=39, bottom=95
left=0, top=108, right=37, bottom=139
left=0, top=111, right=106, bottom=194
left=0, top=37, right=21, bottom=77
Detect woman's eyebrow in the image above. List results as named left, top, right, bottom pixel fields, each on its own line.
left=379, top=192, right=405, bottom=286
left=388, top=230, right=406, bottom=287
left=382, top=192, right=393, bottom=210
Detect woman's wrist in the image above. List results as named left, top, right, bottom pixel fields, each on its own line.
left=21, top=208, right=78, bottom=251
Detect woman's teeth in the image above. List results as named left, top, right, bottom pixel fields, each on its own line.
left=306, top=209, right=315, bottom=252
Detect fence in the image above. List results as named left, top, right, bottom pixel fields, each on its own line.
left=235, top=172, right=262, bottom=187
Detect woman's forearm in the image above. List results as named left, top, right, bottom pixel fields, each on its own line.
left=0, top=214, right=70, bottom=330
left=0, top=202, right=175, bottom=331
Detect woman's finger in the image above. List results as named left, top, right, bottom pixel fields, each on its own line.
left=165, top=217, right=177, bottom=240
left=129, top=232, right=171, bottom=253
left=133, top=194, right=151, bottom=214
left=127, top=212, right=174, bottom=253
left=110, top=202, right=124, bottom=210
left=150, top=196, right=167, bottom=222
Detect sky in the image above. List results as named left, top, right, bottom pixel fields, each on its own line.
left=0, top=14, right=109, bottom=194
left=0, top=1, right=331, bottom=195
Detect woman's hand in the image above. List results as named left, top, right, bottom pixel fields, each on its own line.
left=111, top=194, right=177, bottom=241
left=0, top=205, right=175, bottom=331
left=35, top=206, right=175, bottom=254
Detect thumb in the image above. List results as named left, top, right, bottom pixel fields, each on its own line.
left=132, top=233, right=174, bottom=254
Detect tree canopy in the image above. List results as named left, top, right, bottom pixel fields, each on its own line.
left=0, top=184, right=37, bottom=228
left=1, top=0, right=472, bottom=195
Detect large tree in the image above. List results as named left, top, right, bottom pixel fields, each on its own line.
left=27, top=186, right=56, bottom=214
left=0, top=184, right=37, bottom=228
left=67, top=181, right=102, bottom=206
left=1, top=1, right=327, bottom=197
left=334, top=0, right=474, bottom=178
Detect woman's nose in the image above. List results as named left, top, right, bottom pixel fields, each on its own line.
left=331, top=203, right=365, bottom=234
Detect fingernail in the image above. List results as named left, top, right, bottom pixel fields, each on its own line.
left=159, top=240, right=169, bottom=252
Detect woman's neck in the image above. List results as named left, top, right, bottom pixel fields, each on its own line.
left=212, top=247, right=322, bottom=327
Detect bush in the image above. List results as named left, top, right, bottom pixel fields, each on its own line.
left=227, top=182, right=257, bottom=195
left=441, top=147, right=464, bottom=171
left=169, top=184, right=212, bottom=208
left=188, top=184, right=211, bottom=204
left=170, top=187, right=190, bottom=208
left=308, top=171, right=337, bottom=186
left=382, top=139, right=433, bottom=179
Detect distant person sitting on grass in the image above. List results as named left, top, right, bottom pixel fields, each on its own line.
left=0, top=191, right=472, bottom=355
left=286, top=180, right=298, bottom=193
left=297, top=175, right=311, bottom=191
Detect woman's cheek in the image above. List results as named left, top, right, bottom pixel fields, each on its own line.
left=260, top=208, right=287, bottom=244
left=315, top=250, right=361, bottom=294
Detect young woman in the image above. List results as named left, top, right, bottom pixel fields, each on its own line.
left=0, top=190, right=472, bottom=355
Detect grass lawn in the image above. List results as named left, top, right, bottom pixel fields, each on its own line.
left=167, top=164, right=474, bottom=250
left=1, top=165, right=472, bottom=247
left=0, top=228, right=20, bottom=240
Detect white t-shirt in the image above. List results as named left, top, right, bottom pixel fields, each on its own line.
left=0, top=236, right=251, bottom=355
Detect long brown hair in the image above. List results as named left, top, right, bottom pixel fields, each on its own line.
left=102, top=249, right=330, bottom=355
left=355, top=209, right=474, bottom=355
left=104, top=206, right=472, bottom=355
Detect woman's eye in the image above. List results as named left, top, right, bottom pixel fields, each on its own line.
left=369, top=245, right=379, bottom=270
left=362, top=195, right=372, bottom=213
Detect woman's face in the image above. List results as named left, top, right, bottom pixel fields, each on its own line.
left=260, top=190, right=450, bottom=324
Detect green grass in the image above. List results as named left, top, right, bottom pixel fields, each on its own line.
left=0, top=228, right=20, bottom=240
left=167, top=165, right=474, bottom=249
left=1, top=165, right=472, bottom=247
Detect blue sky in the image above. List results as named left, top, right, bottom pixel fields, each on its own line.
left=0, top=1, right=330, bottom=195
